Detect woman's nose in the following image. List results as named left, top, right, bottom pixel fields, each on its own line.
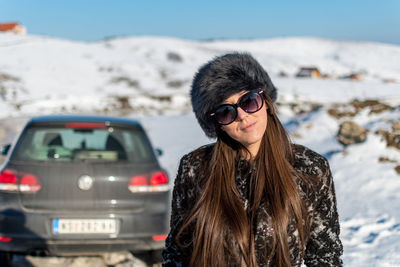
left=236, top=107, right=248, bottom=121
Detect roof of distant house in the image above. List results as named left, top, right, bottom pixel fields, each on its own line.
left=0, top=22, right=19, bottom=31
left=299, top=67, right=320, bottom=71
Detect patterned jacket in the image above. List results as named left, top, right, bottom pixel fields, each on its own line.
left=162, top=144, right=343, bottom=266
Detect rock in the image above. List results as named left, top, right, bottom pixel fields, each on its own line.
left=24, top=255, right=108, bottom=267
left=378, top=157, right=397, bottom=163
left=328, top=107, right=357, bottom=119
left=376, top=130, right=400, bottom=150
left=395, top=165, right=400, bottom=175
left=278, top=71, right=288, bottom=77
left=328, top=99, right=393, bottom=119
left=115, top=96, right=132, bottom=109
left=393, top=122, right=400, bottom=132
left=167, top=52, right=183, bottom=62
left=337, top=121, right=368, bottom=145
left=102, top=251, right=133, bottom=266
left=385, top=133, right=400, bottom=150
left=327, top=103, right=358, bottom=119
left=351, top=99, right=392, bottom=114
left=69, top=257, right=107, bottom=267
left=110, top=76, right=140, bottom=88
left=289, top=102, right=322, bottom=115
left=305, top=123, right=314, bottom=130
left=375, top=129, right=388, bottom=136
left=19, top=252, right=144, bottom=267
left=290, top=131, right=302, bottom=139
left=167, top=80, right=185, bottom=88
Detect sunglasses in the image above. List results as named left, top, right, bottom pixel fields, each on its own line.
left=210, top=89, right=265, bottom=125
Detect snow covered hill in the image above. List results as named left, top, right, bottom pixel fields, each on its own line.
left=0, top=33, right=399, bottom=117
left=1, top=33, right=400, bottom=266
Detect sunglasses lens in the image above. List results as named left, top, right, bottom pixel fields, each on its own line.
left=212, top=91, right=264, bottom=125
left=215, top=105, right=237, bottom=125
left=239, top=92, right=263, bottom=113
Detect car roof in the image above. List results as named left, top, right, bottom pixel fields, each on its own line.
left=27, top=115, right=142, bottom=127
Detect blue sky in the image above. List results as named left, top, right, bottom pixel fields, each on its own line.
left=1, top=0, right=400, bottom=45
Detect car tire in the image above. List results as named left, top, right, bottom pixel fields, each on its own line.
left=0, top=251, right=13, bottom=267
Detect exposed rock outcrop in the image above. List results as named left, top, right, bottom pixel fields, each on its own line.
left=337, top=121, right=368, bottom=145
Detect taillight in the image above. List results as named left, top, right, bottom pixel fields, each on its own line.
left=0, top=169, right=41, bottom=193
left=152, top=234, right=168, bottom=241
left=128, top=175, right=148, bottom=193
left=150, top=172, right=168, bottom=185
left=128, top=172, right=169, bottom=193
left=130, top=176, right=147, bottom=186
left=0, top=236, right=12, bottom=242
left=0, top=170, right=18, bottom=191
left=19, top=174, right=41, bottom=193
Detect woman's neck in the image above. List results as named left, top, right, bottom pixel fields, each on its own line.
left=240, top=148, right=256, bottom=160
left=241, top=143, right=260, bottom=160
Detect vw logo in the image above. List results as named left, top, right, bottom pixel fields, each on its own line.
left=78, top=175, right=94, bottom=191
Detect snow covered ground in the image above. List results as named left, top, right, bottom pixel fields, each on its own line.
left=1, top=33, right=400, bottom=266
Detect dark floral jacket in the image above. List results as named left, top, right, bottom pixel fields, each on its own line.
left=162, top=144, right=343, bottom=266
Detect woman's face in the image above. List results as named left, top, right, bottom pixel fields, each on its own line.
left=220, top=90, right=268, bottom=157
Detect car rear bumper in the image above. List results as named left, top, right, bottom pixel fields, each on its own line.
left=0, top=208, right=169, bottom=255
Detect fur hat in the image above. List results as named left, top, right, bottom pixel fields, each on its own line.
left=190, top=52, right=278, bottom=138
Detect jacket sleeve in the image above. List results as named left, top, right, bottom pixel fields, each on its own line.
left=162, top=154, right=194, bottom=267
left=304, top=159, right=343, bottom=267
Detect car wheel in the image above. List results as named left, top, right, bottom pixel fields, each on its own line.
left=0, top=251, right=13, bottom=267
left=131, top=249, right=163, bottom=266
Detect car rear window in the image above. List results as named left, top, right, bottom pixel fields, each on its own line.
left=11, top=124, right=155, bottom=163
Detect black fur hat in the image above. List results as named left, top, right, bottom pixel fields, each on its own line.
left=190, top=52, right=278, bottom=138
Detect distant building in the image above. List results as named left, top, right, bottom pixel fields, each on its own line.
left=340, top=73, right=363, bottom=81
left=383, top=78, right=397, bottom=83
left=296, top=67, right=321, bottom=78
left=0, top=22, right=27, bottom=35
left=348, top=73, right=363, bottom=81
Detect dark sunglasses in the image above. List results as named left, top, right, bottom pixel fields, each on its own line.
left=210, top=89, right=265, bottom=125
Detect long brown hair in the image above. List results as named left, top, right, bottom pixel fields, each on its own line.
left=178, top=95, right=310, bottom=266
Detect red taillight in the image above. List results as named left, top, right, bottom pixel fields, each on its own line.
left=0, top=236, right=12, bottom=242
left=0, top=170, right=17, bottom=184
left=128, top=172, right=169, bottom=193
left=19, top=174, right=41, bottom=193
left=150, top=172, right=168, bottom=186
left=130, top=176, right=147, bottom=186
left=0, top=169, right=41, bottom=193
left=65, top=122, right=107, bottom=129
left=128, top=175, right=148, bottom=193
left=0, top=170, right=18, bottom=191
left=152, top=234, right=168, bottom=241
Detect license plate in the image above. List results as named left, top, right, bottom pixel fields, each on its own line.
left=52, top=219, right=117, bottom=234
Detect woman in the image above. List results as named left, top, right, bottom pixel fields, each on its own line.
left=162, top=53, right=343, bottom=266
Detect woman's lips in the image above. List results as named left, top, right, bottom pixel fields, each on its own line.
left=242, top=122, right=256, bottom=131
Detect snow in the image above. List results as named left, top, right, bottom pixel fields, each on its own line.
left=1, top=32, right=400, bottom=266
